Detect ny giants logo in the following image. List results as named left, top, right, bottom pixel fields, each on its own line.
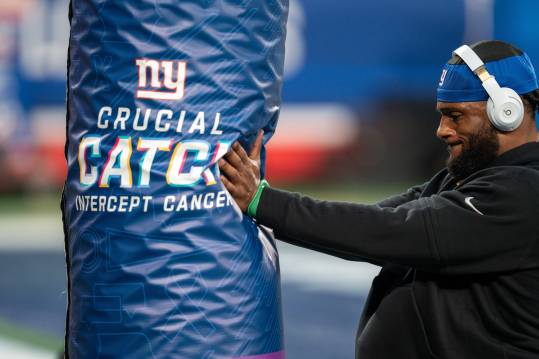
left=439, top=69, right=448, bottom=87
left=136, top=59, right=187, bottom=101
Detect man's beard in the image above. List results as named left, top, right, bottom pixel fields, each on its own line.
left=447, top=124, right=499, bottom=181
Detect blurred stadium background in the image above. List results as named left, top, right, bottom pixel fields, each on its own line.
left=1, top=0, right=538, bottom=357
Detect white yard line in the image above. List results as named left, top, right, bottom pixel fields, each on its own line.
left=0, top=215, right=63, bottom=251
left=0, top=337, right=56, bottom=359
left=277, top=242, right=379, bottom=294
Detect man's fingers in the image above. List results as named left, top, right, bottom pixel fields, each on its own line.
left=233, top=141, right=251, bottom=164
left=230, top=132, right=264, bottom=164
left=224, top=145, right=243, bottom=168
left=220, top=175, right=237, bottom=194
left=219, top=158, right=241, bottom=182
left=249, top=130, right=264, bottom=161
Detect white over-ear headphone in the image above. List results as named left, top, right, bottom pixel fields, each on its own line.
left=453, top=45, right=524, bottom=132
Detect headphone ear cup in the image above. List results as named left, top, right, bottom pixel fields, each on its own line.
left=486, top=88, right=524, bottom=132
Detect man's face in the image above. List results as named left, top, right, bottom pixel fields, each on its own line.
left=436, top=101, right=500, bottom=180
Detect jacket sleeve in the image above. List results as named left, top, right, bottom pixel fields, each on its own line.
left=256, top=169, right=539, bottom=274
left=375, top=182, right=428, bottom=208
left=269, top=183, right=429, bottom=264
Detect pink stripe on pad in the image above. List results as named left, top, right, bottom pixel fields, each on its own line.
left=234, top=351, right=285, bottom=359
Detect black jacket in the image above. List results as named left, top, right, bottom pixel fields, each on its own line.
left=255, top=142, right=539, bottom=359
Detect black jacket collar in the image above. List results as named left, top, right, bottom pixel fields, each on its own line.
left=490, top=141, right=539, bottom=167
left=430, top=141, right=539, bottom=194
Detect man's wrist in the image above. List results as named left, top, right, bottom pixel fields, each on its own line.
left=247, top=179, right=269, bottom=217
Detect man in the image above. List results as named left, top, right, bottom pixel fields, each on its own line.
left=218, top=40, right=539, bottom=358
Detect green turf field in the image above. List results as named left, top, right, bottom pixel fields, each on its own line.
left=0, top=318, right=62, bottom=352
left=283, top=182, right=412, bottom=204
left=0, top=192, right=62, bottom=215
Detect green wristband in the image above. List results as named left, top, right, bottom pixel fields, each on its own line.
left=247, top=179, right=269, bottom=217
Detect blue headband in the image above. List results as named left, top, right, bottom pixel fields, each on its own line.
left=437, top=53, right=539, bottom=102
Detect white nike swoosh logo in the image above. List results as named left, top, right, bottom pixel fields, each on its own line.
left=464, top=196, right=483, bottom=215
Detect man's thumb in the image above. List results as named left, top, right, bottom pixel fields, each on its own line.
left=249, top=130, right=264, bottom=160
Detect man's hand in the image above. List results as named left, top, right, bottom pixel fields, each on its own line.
left=219, top=131, right=264, bottom=212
